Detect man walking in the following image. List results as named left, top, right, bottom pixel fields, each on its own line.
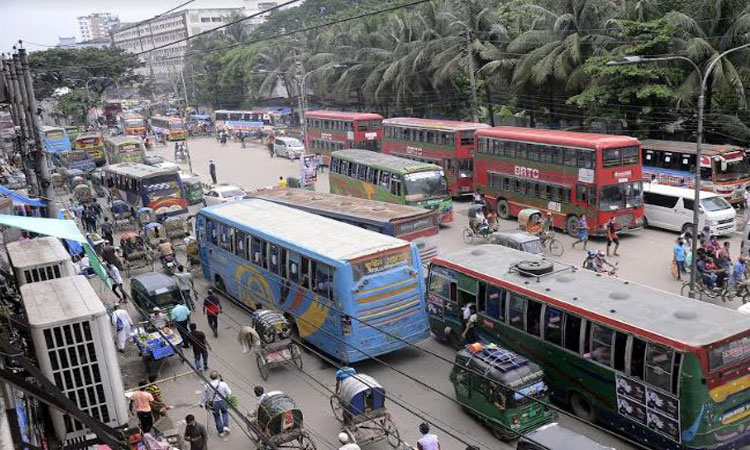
left=605, top=217, right=620, bottom=256
left=111, top=304, right=133, bottom=353
left=101, top=217, right=114, bottom=246
left=209, top=160, right=217, bottom=185
left=417, top=422, right=442, bottom=450
left=673, top=238, right=686, bottom=280
left=203, top=289, right=222, bottom=338
left=174, top=265, right=195, bottom=309
left=130, top=382, right=155, bottom=433
left=105, top=262, right=128, bottom=303
left=170, top=299, right=191, bottom=348
left=744, top=186, right=750, bottom=224
left=189, top=323, right=211, bottom=370
left=184, top=415, right=208, bottom=450
left=201, top=371, right=232, bottom=437
left=571, top=215, right=588, bottom=250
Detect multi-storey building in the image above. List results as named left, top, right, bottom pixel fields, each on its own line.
left=78, top=12, right=120, bottom=42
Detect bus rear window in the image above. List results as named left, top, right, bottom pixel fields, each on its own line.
left=709, top=336, right=750, bottom=371
left=352, top=248, right=412, bottom=281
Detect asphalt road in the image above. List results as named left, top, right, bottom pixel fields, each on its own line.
left=113, top=137, right=748, bottom=450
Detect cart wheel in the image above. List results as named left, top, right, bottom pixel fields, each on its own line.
left=462, top=228, right=473, bottom=245
left=299, top=431, right=316, bottom=450
left=384, top=418, right=401, bottom=448
left=290, top=343, right=303, bottom=370
left=329, top=395, right=344, bottom=422
left=548, top=239, right=564, bottom=257
left=256, top=354, right=268, bottom=381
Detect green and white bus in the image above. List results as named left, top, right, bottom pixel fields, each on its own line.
left=329, top=149, right=453, bottom=223
left=427, top=244, right=750, bottom=450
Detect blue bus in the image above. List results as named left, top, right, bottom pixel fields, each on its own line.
left=197, top=198, right=430, bottom=362
left=40, top=126, right=72, bottom=153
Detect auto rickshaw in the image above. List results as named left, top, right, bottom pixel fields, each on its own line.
left=450, top=343, right=555, bottom=439
left=136, top=207, right=155, bottom=228
left=111, top=200, right=134, bottom=230
left=164, top=216, right=188, bottom=246
left=518, top=208, right=544, bottom=235
left=180, top=174, right=204, bottom=205
left=142, top=222, right=166, bottom=251
left=330, top=368, right=400, bottom=448
left=248, top=392, right=316, bottom=450
left=73, top=183, right=94, bottom=204
left=88, top=169, right=106, bottom=198
left=120, top=232, right=153, bottom=276
left=252, top=310, right=302, bottom=380
left=51, top=172, right=66, bottom=194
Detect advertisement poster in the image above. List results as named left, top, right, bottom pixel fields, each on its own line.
left=615, top=374, right=681, bottom=443
left=300, top=154, right=318, bottom=187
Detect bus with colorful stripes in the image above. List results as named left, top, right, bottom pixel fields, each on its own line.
left=150, top=116, right=185, bottom=141
left=104, top=136, right=145, bottom=164
left=197, top=198, right=429, bottom=363
left=330, top=149, right=453, bottom=224
left=213, top=110, right=265, bottom=133
left=73, top=132, right=106, bottom=166
left=251, top=188, right=440, bottom=262
left=427, top=244, right=750, bottom=450
left=474, top=127, right=644, bottom=236
left=382, top=118, right=490, bottom=197
left=103, top=163, right=187, bottom=216
left=40, top=126, right=72, bottom=153
left=120, top=113, right=147, bottom=136
left=304, top=111, right=383, bottom=162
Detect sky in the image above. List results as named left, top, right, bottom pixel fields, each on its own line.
left=0, top=0, right=244, bottom=51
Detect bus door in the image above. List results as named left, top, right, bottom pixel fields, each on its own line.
left=444, top=158, right=458, bottom=196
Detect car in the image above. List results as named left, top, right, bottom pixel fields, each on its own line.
left=273, top=137, right=305, bottom=159
left=203, top=184, right=247, bottom=206
left=143, top=154, right=180, bottom=171
left=130, top=272, right=184, bottom=320
left=489, top=230, right=544, bottom=255
left=516, top=422, right=615, bottom=450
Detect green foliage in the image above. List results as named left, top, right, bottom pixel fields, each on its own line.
left=56, top=88, right=95, bottom=124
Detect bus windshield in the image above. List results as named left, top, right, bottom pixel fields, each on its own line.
left=169, top=122, right=183, bottom=130
left=599, top=181, right=643, bottom=211
left=126, top=119, right=145, bottom=127
left=709, top=336, right=750, bottom=371
left=715, top=159, right=750, bottom=182
left=404, top=171, right=448, bottom=201
left=458, top=159, right=473, bottom=178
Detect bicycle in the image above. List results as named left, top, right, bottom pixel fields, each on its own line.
left=540, top=231, right=564, bottom=257
left=463, top=223, right=494, bottom=244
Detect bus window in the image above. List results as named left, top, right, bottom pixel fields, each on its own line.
left=340, top=160, right=349, bottom=175
left=603, top=148, right=621, bottom=167
left=288, top=251, right=300, bottom=284
left=563, top=314, right=582, bottom=353
left=543, top=306, right=563, bottom=345
left=646, top=343, right=674, bottom=392
left=614, top=331, right=628, bottom=371
left=588, top=324, right=614, bottom=366
left=367, top=168, right=378, bottom=184
left=390, top=176, right=401, bottom=196
left=301, top=257, right=310, bottom=289
left=235, top=230, right=248, bottom=260
left=623, top=146, right=639, bottom=165
left=630, top=337, right=647, bottom=380
left=207, top=219, right=218, bottom=246
left=579, top=150, right=594, bottom=169
left=314, top=263, right=333, bottom=300
left=508, top=293, right=526, bottom=330
left=260, top=240, right=268, bottom=269
left=428, top=273, right=451, bottom=299
left=564, top=148, right=577, bottom=166
left=269, top=244, right=279, bottom=274
left=330, top=158, right=339, bottom=173
left=526, top=299, right=542, bottom=336
left=280, top=248, right=288, bottom=279
left=357, top=164, right=367, bottom=180
left=484, top=285, right=504, bottom=321
left=348, top=163, right=357, bottom=178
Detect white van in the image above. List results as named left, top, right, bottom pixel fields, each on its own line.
left=643, top=183, right=736, bottom=236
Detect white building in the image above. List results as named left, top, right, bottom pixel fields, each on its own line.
left=78, top=12, right=120, bottom=42
left=242, top=0, right=302, bottom=24
left=110, top=8, right=242, bottom=85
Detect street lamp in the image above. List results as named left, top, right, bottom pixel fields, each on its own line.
left=607, top=42, right=750, bottom=298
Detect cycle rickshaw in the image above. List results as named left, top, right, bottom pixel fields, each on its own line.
left=253, top=310, right=302, bottom=380
left=136, top=207, right=155, bottom=228
left=120, top=232, right=153, bottom=276
left=518, top=208, right=563, bottom=257
left=329, top=368, right=400, bottom=448
left=111, top=200, right=134, bottom=231
left=142, top=222, right=166, bottom=251
left=164, top=216, right=188, bottom=248
left=73, top=183, right=94, bottom=204
left=248, top=391, right=316, bottom=450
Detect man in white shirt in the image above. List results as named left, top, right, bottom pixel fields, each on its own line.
left=417, top=422, right=441, bottom=450
left=744, top=187, right=750, bottom=223
left=150, top=307, right=167, bottom=330
left=110, top=304, right=133, bottom=352
left=201, top=371, right=232, bottom=437
left=338, top=432, right=361, bottom=450
left=105, top=262, right=127, bottom=303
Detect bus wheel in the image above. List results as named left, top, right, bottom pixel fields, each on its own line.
left=570, top=392, right=596, bottom=422
left=449, top=329, right=463, bottom=349
left=214, top=275, right=226, bottom=293
left=497, top=199, right=510, bottom=220
left=566, top=215, right=579, bottom=236
left=681, top=223, right=695, bottom=236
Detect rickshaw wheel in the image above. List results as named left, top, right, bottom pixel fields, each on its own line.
left=384, top=418, right=400, bottom=448
left=462, top=228, right=473, bottom=245
left=290, top=343, right=303, bottom=370
left=548, top=238, right=564, bottom=257
left=256, top=354, right=268, bottom=380
left=299, top=432, right=316, bottom=450
left=497, top=199, right=510, bottom=220
left=329, top=395, right=344, bottom=422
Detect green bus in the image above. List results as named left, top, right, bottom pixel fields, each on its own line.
left=427, top=244, right=750, bottom=450
left=104, top=135, right=145, bottom=164
left=329, top=149, right=453, bottom=223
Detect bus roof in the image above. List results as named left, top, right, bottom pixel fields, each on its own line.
left=104, top=135, right=142, bottom=146
left=476, top=127, right=640, bottom=150
left=151, top=115, right=182, bottom=122
left=104, top=162, right=178, bottom=178
left=305, top=110, right=383, bottom=121
left=21, top=276, right=105, bottom=328
left=75, top=132, right=102, bottom=140
left=251, top=188, right=436, bottom=225
left=641, top=139, right=743, bottom=157
left=40, top=125, right=65, bottom=132
left=643, top=182, right=725, bottom=200
left=433, top=245, right=750, bottom=349
left=201, top=199, right=410, bottom=261
left=332, top=149, right=442, bottom=173
left=383, top=117, right=491, bottom=132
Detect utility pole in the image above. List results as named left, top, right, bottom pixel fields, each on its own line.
left=4, top=53, right=39, bottom=195
left=464, top=30, right=479, bottom=123
left=18, top=46, right=56, bottom=218
left=180, top=67, right=193, bottom=174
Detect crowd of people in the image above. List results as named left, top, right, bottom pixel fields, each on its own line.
left=674, top=226, right=747, bottom=292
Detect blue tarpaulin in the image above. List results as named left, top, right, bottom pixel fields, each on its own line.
left=57, top=210, right=83, bottom=256
left=0, top=186, right=46, bottom=207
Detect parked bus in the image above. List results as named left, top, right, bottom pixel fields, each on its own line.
left=427, top=244, right=750, bottom=450
left=382, top=118, right=490, bottom=197
left=120, top=113, right=147, bottom=136
left=304, top=110, right=383, bottom=162
left=213, top=109, right=265, bottom=134
left=197, top=198, right=429, bottom=363
left=40, top=126, right=72, bottom=153
left=641, top=139, right=750, bottom=204
left=103, top=100, right=122, bottom=126
left=104, top=135, right=145, bottom=164
left=73, top=132, right=106, bottom=166
left=252, top=188, right=440, bottom=262
left=474, top=127, right=644, bottom=236
left=53, top=149, right=95, bottom=172
left=150, top=116, right=185, bottom=141
left=330, top=149, right=453, bottom=223
left=103, top=163, right=187, bottom=216
left=64, top=126, right=80, bottom=145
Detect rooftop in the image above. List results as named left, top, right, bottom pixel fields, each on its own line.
left=383, top=117, right=491, bottom=132
left=105, top=162, right=177, bottom=177
left=22, top=276, right=105, bottom=327
left=477, top=127, right=640, bottom=149
left=332, top=149, right=441, bottom=173
left=641, top=139, right=743, bottom=156
left=305, top=110, right=383, bottom=121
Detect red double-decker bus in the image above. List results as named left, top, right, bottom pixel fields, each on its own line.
left=474, top=127, right=644, bottom=235
left=304, top=110, right=383, bottom=162
left=381, top=118, right=491, bottom=197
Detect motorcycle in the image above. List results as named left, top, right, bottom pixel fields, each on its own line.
left=161, top=253, right=177, bottom=275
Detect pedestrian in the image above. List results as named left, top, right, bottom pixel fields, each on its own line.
left=237, top=324, right=260, bottom=353
left=170, top=299, right=191, bottom=348
left=78, top=253, right=94, bottom=277
left=184, top=414, right=208, bottom=450
left=201, top=371, right=232, bottom=437
left=130, top=381, right=155, bottom=433
left=150, top=307, right=167, bottom=329
left=111, top=303, right=133, bottom=353
left=277, top=176, right=287, bottom=189
left=203, top=289, right=222, bottom=337
left=605, top=217, right=620, bottom=256
left=105, top=262, right=128, bottom=302
left=571, top=214, right=588, bottom=250
left=673, top=238, right=686, bottom=280
left=189, top=323, right=211, bottom=370
left=86, top=206, right=98, bottom=233
left=209, top=160, right=217, bottom=185
left=316, top=153, right=325, bottom=173
left=744, top=186, right=750, bottom=224
left=220, top=132, right=227, bottom=146
left=701, top=226, right=711, bottom=244
left=338, top=432, right=361, bottom=450
left=731, top=257, right=746, bottom=289
left=267, top=134, right=275, bottom=157
left=417, top=422, right=442, bottom=450
left=240, top=132, right=246, bottom=148
left=174, top=265, right=195, bottom=309
left=145, top=375, right=171, bottom=421
left=101, top=217, right=114, bottom=246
